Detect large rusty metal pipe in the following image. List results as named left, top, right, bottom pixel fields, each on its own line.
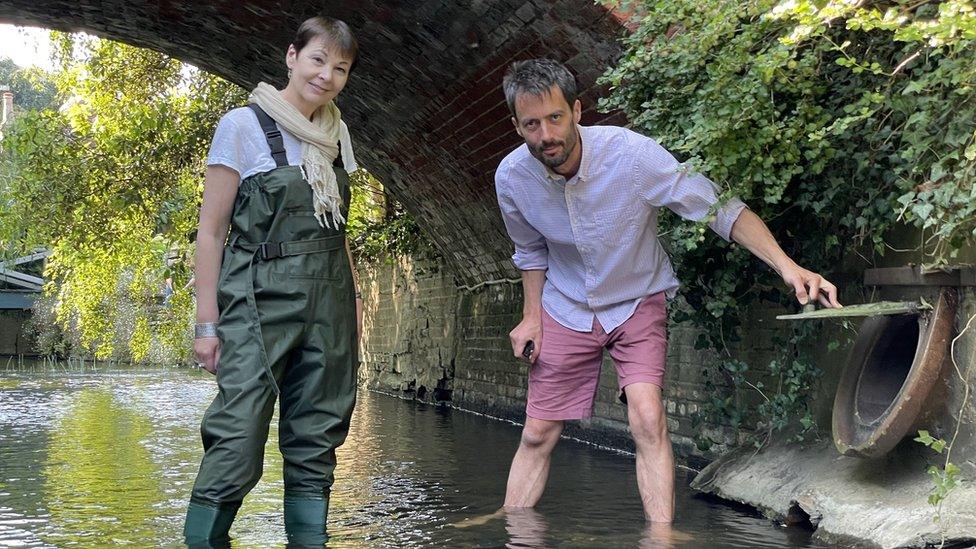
left=832, top=288, right=957, bottom=457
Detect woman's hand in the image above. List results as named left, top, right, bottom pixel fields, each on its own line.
left=194, top=337, right=221, bottom=375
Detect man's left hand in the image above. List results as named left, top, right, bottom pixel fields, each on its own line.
left=780, top=265, right=842, bottom=309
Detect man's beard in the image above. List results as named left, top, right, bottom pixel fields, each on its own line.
left=531, top=136, right=575, bottom=169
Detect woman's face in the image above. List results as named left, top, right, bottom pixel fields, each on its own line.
left=286, top=36, right=353, bottom=108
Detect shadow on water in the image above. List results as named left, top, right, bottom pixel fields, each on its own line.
left=0, top=363, right=829, bottom=547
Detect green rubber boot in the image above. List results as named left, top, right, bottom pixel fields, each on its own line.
left=283, top=496, right=329, bottom=546
left=183, top=499, right=240, bottom=546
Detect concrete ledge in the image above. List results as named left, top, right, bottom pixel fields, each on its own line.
left=691, top=439, right=976, bottom=548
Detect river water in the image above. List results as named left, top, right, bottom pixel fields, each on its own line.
left=0, top=365, right=829, bottom=547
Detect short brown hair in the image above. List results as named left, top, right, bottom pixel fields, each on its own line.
left=503, top=59, right=578, bottom=118
left=293, top=16, right=359, bottom=73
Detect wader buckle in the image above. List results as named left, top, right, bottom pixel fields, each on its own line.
left=259, top=241, right=283, bottom=260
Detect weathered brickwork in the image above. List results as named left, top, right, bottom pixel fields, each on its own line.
left=358, top=258, right=458, bottom=401
left=358, top=255, right=797, bottom=460
left=949, top=288, right=976, bottom=476
left=1, top=0, right=628, bottom=286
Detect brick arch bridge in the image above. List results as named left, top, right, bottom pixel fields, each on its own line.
left=0, top=1, right=628, bottom=284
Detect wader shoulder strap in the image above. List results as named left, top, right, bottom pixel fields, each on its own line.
left=247, top=104, right=288, bottom=168
left=247, top=103, right=345, bottom=169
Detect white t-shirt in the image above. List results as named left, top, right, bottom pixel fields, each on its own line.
left=206, top=106, right=358, bottom=180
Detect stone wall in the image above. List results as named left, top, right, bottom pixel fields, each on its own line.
left=357, top=254, right=799, bottom=461
left=358, top=258, right=459, bottom=401
left=947, top=287, right=976, bottom=476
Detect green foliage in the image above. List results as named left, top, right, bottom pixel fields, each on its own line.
left=0, top=57, right=60, bottom=113
left=915, top=430, right=961, bottom=510
left=346, top=169, right=436, bottom=262
left=1, top=34, right=246, bottom=361
left=926, top=462, right=962, bottom=507
left=915, top=429, right=948, bottom=453
left=692, top=316, right=823, bottom=449
left=601, top=0, right=975, bottom=444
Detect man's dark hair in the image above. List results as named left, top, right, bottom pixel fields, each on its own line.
left=502, top=59, right=578, bottom=118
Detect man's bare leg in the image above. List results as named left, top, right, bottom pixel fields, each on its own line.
left=454, top=420, right=562, bottom=531
left=504, top=417, right=564, bottom=507
left=625, top=382, right=674, bottom=522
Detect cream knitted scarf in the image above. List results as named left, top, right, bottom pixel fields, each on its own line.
left=248, top=82, right=345, bottom=228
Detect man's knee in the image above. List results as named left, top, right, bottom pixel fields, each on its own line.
left=520, top=419, right=563, bottom=450
left=628, top=399, right=668, bottom=448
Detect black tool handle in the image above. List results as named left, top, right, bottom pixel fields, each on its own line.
left=521, top=341, right=535, bottom=359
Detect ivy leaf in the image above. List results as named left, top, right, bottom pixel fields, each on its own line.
left=903, top=80, right=926, bottom=95
left=912, top=203, right=935, bottom=221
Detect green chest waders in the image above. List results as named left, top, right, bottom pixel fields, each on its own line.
left=184, top=105, right=358, bottom=546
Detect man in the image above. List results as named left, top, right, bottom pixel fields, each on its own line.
left=494, top=58, right=841, bottom=523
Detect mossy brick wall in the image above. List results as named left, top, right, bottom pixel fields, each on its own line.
left=358, top=255, right=798, bottom=460
left=1, top=0, right=628, bottom=286
left=358, top=257, right=458, bottom=400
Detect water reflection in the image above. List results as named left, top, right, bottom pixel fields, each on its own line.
left=0, top=366, right=830, bottom=547
left=41, top=389, right=160, bottom=545
left=504, top=508, right=551, bottom=548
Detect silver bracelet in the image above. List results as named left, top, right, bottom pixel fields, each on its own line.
left=194, top=322, right=218, bottom=339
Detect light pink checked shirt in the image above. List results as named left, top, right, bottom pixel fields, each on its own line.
left=495, top=125, right=747, bottom=333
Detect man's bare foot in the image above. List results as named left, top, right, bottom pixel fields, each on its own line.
left=639, top=522, right=694, bottom=547
left=451, top=508, right=506, bottom=529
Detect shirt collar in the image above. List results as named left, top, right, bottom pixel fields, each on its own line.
left=542, top=124, right=589, bottom=185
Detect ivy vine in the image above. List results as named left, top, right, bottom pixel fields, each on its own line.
left=600, top=0, right=975, bottom=446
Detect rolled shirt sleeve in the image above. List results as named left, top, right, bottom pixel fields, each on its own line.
left=635, top=138, right=746, bottom=241
left=496, top=175, right=549, bottom=271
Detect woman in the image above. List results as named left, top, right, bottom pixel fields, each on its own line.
left=184, top=16, right=363, bottom=544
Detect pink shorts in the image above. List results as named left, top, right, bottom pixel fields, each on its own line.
left=526, top=292, right=668, bottom=421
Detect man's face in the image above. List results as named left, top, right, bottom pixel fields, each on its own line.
left=512, top=85, right=582, bottom=172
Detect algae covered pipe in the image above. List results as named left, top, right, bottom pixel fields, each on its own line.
left=776, top=299, right=932, bottom=321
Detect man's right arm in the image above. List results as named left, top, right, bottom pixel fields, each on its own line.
left=495, top=169, right=548, bottom=364
left=511, top=269, right=546, bottom=364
